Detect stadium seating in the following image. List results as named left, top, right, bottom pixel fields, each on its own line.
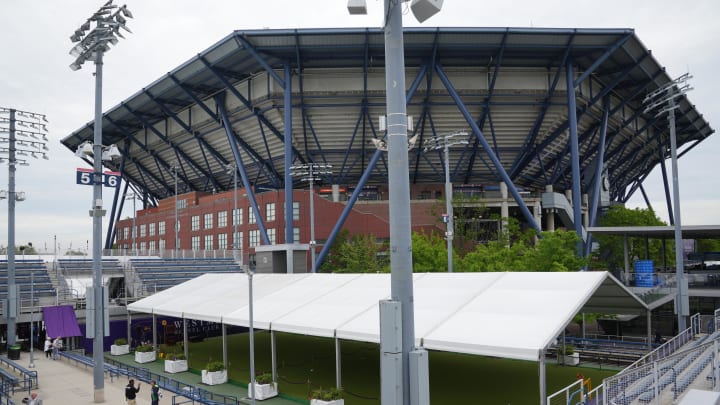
left=130, top=258, right=241, bottom=292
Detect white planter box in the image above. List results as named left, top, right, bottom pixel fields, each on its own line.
left=164, top=359, right=188, bottom=373
left=202, top=369, right=227, bottom=385
left=249, top=382, right=278, bottom=400
left=110, top=344, right=129, bottom=356
left=134, top=351, right=156, bottom=364
left=563, top=353, right=580, bottom=366
left=311, top=399, right=344, bottom=405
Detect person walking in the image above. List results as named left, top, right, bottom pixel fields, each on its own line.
left=125, top=379, right=141, bottom=405
left=150, top=380, right=160, bottom=405
left=52, top=337, right=62, bottom=360
left=43, top=338, right=52, bottom=359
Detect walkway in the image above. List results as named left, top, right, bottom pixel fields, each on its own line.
left=5, top=349, right=303, bottom=405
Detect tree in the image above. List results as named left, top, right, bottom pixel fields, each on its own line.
left=318, top=229, right=350, bottom=273
left=321, top=232, right=389, bottom=273
left=520, top=231, right=588, bottom=272
left=594, top=206, right=668, bottom=270
left=411, top=231, right=451, bottom=272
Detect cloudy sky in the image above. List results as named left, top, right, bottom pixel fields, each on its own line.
left=0, top=0, right=718, bottom=253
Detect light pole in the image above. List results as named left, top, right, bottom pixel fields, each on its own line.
left=290, top=164, right=332, bottom=272
left=349, top=1, right=442, bottom=403
left=424, top=132, right=469, bottom=273
left=126, top=192, right=136, bottom=255
left=0, top=107, right=48, bottom=350
left=226, top=163, right=242, bottom=264
left=69, top=2, right=133, bottom=402
left=643, top=73, right=692, bottom=331
left=245, top=266, right=256, bottom=405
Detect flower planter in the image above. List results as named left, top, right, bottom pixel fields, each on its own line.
left=202, top=369, right=227, bottom=385
left=134, top=350, right=156, bottom=364
left=164, top=359, right=188, bottom=373
left=249, top=382, right=278, bottom=400
left=110, top=344, right=130, bottom=356
left=562, top=353, right=580, bottom=366
left=311, top=399, right=344, bottom=405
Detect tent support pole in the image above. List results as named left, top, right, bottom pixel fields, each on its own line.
left=152, top=313, right=157, bottom=351
left=539, top=350, right=547, bottom=405
left=222, top=323, right=228, bottom=369
left=647, top=309, right=652, bottom=351
left=335, top=337, right=342, bottom=389
left=624, top=235, right=630, bottom=285
left=183, top=317, right=189, bottom=359
left=127, top=312, right=131, bottom=347
left=271, top=330, right=277, bottom=383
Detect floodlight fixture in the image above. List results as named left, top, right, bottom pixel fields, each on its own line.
left=410, top=0, right=444, bottom=23
left=347, top=0, right=368, bottom=14
left=102, top=143, right=122, bottom=161
left=77, top=141, right=94, bottom=156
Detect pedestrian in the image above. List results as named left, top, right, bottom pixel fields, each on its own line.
left=125, top=379, right=141, bottom=405
left=150, top=380, right=161, bottom=405
left=43, top=338, right=52, bottom=358
left=52, top=336, right=63, bottom=360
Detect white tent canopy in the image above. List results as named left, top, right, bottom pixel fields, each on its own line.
left=128, top=271, right=647, bottom=362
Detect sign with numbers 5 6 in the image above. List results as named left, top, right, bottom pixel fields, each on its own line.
left=76, top=168, right=121, bottom=187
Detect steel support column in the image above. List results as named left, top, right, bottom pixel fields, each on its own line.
left=284, top=63, right=294, bottom=273
left=434, top=64, right=541, bottom=233
left=565, top=61, right=584, bottom=252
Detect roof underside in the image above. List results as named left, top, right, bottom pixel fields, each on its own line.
left=127, top=271, right=647, bottom=361
left=62, top=27, right=714, bottom=206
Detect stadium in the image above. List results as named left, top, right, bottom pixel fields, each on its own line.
left=1, top=9, right=718, bottom=405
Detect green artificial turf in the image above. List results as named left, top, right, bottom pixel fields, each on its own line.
left=186, top=332, right=615, bottom=405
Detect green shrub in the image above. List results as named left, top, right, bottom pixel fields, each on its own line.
left=114, top=338, right=128, bottom=346
left=255, top=372, right=273, bottom=385
left=311, top=387, right=343, bottom=401
left=135, top=344, right=153, bottom=353
left=559, top=344, right=575, bottom=355
left=168, top=353, right=186, bottom=361
left=205, top=361, right=225, bottom=372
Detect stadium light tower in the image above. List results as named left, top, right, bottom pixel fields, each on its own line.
left=290, top=164, right=332, bottom=273
left=643, top=73, right=693, bottom=331
left=349, top=1, right=442, bottom=404
left=424, top=131, right=468, bottom=273
left=68, top=1, right=133, bottom=402
left=0, top=107, right=48, bottom=352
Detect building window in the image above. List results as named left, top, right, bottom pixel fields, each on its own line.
left=249, top=208, right=256, bottom=224
left=140, top=242, right=146, bottom=252
left=177, top=199, right=187, bottom=209
left=249, top=230, right=260, bottom=247
left=159, top=239, right=165, bottom=250
left=204, top=213, right=213, bottom=229
left=149, top=222, right=156, bottom=236
left=191, top=236, right=200, bottom=251
left=233, top=208, right=243, bottom=226
left=191, top=215, right=200, bottom=231
left=123, top=227, right=129, bottom=240
left=293, top=227, right=300, bottom=243
left=140, top=224, right=147, bottom=237
left=218, top=233, right=227, bottom=250
left=158, top=221, right=166, bottom=235
left=293, top=201, right=300, bottom=221
left=266, top=203, right=275, bottom=222
left=204, top=234, right=214, bottom=250
left=149, top=240, right=156, bottom=252
left=234, top=231, right=243, bottom=251
left=267, top=228, right=276, bottom=245
left=217, top=211, right=227, bottom=228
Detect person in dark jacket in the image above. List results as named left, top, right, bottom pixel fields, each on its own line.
left=150, top=380, right=160, bottom=405
left=125, top=379, right=141, bottom=405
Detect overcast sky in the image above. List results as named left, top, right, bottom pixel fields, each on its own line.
left=1, top=0, right=718, bottom=253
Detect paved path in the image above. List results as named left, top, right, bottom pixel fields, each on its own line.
left=4, top=349, right=303, bottom=405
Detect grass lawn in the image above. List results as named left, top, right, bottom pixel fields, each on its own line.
left=185, top=332, right=615, bottom=404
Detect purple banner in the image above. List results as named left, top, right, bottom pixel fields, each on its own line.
left=42, top=305, right=82, bottom=338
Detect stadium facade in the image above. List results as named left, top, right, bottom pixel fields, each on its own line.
left=61, top=27, right=714, bottom=269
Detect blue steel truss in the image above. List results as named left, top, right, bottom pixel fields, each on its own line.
left=59, top=27, right=714, bottom=250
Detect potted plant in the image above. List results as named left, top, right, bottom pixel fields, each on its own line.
left=310, top=387, right=344, bottom=405
left=164, top=353, right=188, bottom=373
left=111, top=337, right=130, bottom=356
left=134, top=344, right=156, bottom=364
left=202, top=361, right=227, bottom=385
left=250, top=372, right=278, bottom=400
left=558, top=344, right=580, bottom=366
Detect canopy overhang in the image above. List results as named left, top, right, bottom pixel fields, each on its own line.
left=128, top=271, right=647, bottom=362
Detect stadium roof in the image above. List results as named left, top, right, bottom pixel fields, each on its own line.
left=128, top=271, right=647, bottom=361
left=588, top=225, right=720, bottom=239
left=61, top=27, right=713, bottom=209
